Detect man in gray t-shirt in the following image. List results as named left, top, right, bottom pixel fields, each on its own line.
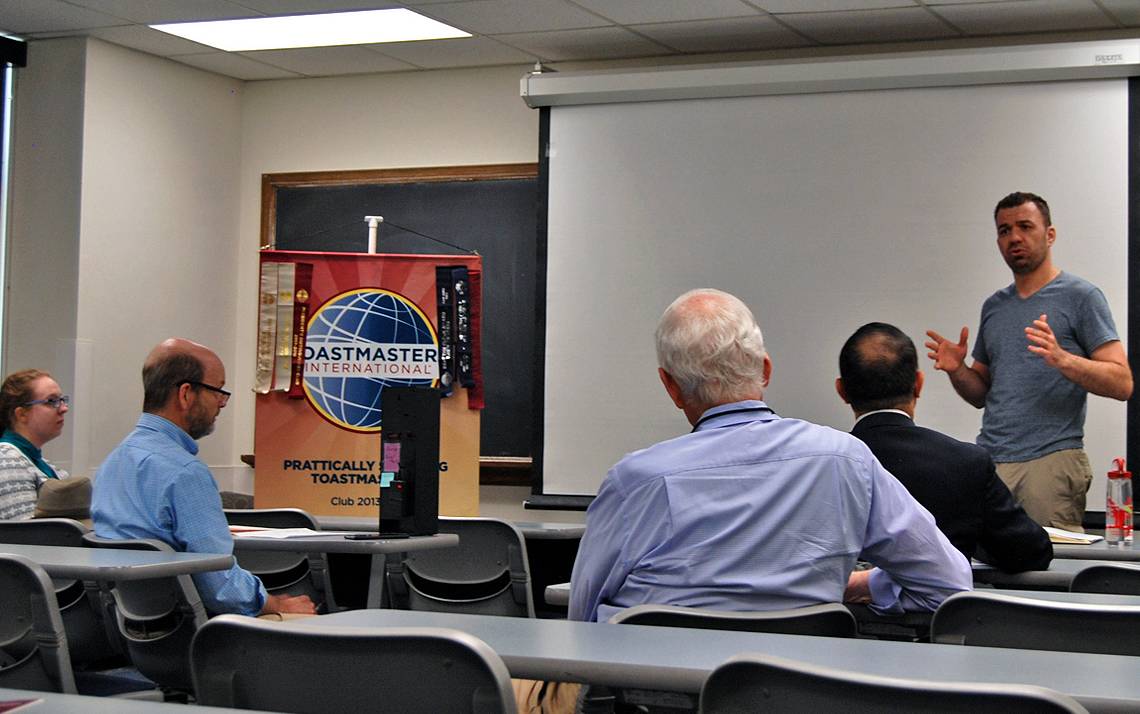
left=926, top=192, right=1132, bottom=531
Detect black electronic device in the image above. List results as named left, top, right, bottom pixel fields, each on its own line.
left=377, top=386, right=440, bottom=536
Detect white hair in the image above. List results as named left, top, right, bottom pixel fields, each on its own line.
left=655, top=288, right=768, bottom=406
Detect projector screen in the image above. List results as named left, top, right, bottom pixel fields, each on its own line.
left=540, top=78, right=1128, bottom=503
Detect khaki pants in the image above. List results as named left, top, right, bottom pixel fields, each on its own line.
left=256, top=612, right=316, bottom=621
left=995, top=448, right=1093, bottom=532
left=512, top=680, right=582, bottom=714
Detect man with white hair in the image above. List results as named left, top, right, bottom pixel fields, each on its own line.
left=569, top=289, right=972, bottom=623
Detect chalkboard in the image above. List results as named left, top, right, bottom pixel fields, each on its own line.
left=262, top=164, right=538, bottom=460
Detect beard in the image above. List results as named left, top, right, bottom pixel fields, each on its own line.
left=187, top=401, right=216, bottom=440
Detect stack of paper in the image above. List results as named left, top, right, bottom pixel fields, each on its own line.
left=1044, top=526, right=1104, bottom=545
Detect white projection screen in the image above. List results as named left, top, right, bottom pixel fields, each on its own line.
left=540, top=78, right=1128, bottom=503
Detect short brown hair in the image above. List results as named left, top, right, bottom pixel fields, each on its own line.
left=142, top=352, right=203, bottom=412
left=0, top=369, right=51, bottom=433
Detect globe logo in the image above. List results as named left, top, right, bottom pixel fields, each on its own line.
left=303, top=288, right=439, bottom=432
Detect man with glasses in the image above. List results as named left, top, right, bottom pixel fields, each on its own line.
left=92, top=338, right=315, bottom=617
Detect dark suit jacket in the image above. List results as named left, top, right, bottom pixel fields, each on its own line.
left=852, top=411, right=1052, bottom=573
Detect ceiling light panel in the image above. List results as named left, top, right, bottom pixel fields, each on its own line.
left=150, top=9, right=470, bottom=52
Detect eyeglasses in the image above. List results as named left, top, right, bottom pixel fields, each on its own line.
left=23, top=395, right=70, bottom=410
left=182, top=381, right=231, bottom=401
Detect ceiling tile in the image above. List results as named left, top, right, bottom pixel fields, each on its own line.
left=172, top=51, right=303, bottom=80
left=752, top=0, right=917, bottom=11
left=496, top=26, right=670, bottom=61
left=410, top=0, right=609, bottom=34
left=241, top=44, right=418, bottom=75
left=231, top=0, right=401, bottom=13
left=633, top=16, right=811, bottom=53
left=66, top=0, right=259, bottom=24
left=87, top=24, right=218, bottom=56
left=778, top=7, right=959, bottom=43
left=1099, top=0, right=1140, bottom=25
left=0, top=0, right=122, bottom=34
left=370, top=35, right=536, bottom=68
left=569, top=0, right=758, bottom=25
left=931, top=0, right=1115, bottom=34
left=923, top=0, right=1026, bottom=4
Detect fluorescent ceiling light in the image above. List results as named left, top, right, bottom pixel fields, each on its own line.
left=150, top=9, right=470, bottom=52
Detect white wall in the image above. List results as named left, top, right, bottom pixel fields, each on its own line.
left=76, top=40, right=244, bottom=479
left=6, top=38, right=86, bottom=471
left=7, top=37, right=245, bottom=480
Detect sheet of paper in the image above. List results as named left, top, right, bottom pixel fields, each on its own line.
left=1044, top=526, right=1105, bottom=544
left=230, top=528, right=356, bottom=539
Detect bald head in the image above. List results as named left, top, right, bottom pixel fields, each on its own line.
left=142, top=338, right=220, bottom=413
left=655, top=288, right=769, bottom=411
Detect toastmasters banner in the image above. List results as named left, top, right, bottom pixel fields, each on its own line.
left=254, top=250, right=481, bottom=517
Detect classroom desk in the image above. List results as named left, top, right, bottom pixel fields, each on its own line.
left=296, top=609, right=1140, bottom=712
left=232, top=532, right=458, bottom=607
left=987, top=588, right=1140, bottom=606
left=0, top=542, right=234, bottom=581
left=0, top=686, right=275, bottom=713
left=313, top=515, right=585, bottom=540
left=974, top=558, right=1140, bottom=590
left=542, top=582, right=1140, bottom=611
left=1054, top=541, right=1140, bottom=561
left=312, top=517, right=584, bottom=614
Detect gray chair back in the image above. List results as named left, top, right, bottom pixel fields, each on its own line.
left=191, top=615, right=515, bottom=714
left=698, top=653, right=1087, bottom=713
left=81, top=534, right=207, bottom=692
left=224, top=508, right=336, bottom=611
left=931, top=590, right=1140, bottom=656
left=1070, top=563, right=1140, bottom=595
left=592, top=603, right=856, bottom=713
left=0, top=553, right=76, bottom=694
left=609, top=602, right=857, bottom=637
left=387, top=517, right=534, bottom=617
left=0, top=518, right=119, bottom=666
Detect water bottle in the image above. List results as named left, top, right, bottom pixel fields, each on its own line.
left=1106, top=457, right=1132, bottom=546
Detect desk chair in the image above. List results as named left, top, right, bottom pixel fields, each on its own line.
left=591, top=603, right=856, bottom=713
left=930, top=590, right=1140, bottom=656
left=386, top=517, right=534, bottom=617
left=0, top=518, right=124, bottom=668
left=191, top=614, right=515, bottom=714
left=224, top=508, right=337, bottom=611
left=698, top=653, right=1087, bottom=713
left=1070, top=563, right=1140, bottom=595
left=81, top=534, right=207, bottom=694
left=0, top=553, right=76, bottom=694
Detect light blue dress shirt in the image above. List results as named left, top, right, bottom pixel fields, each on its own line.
left=569, top=401, right=972, bottom=623
left=92, top=413, right=267, bottom=616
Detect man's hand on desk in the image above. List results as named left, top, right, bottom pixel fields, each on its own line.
left=262, top=593, right=317, bottom=616
left=844, top=569, right=873, bottom=605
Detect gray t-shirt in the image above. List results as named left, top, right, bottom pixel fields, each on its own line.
left=972, top=271, right=1119, bottom=462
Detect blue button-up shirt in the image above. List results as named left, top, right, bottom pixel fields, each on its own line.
left=569, top=401, right=972, bottom=622
left=92, top=413, right=266, bottom=616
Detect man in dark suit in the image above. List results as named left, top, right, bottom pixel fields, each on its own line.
left=837, top=322, right=1052, bottom=573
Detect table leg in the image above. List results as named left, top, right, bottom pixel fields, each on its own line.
left=366, top=553, right=387, bottom=608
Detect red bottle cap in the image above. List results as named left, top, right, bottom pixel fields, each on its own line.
left=1109, top=457, right=1131, bottom=479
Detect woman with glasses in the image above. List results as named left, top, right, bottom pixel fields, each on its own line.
left=0, top=369, right=71, bottom=520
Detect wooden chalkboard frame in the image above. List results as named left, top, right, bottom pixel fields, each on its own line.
left=260, top=163, right=539, bottom=486
left=260, top=164, right=538, bottom=248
